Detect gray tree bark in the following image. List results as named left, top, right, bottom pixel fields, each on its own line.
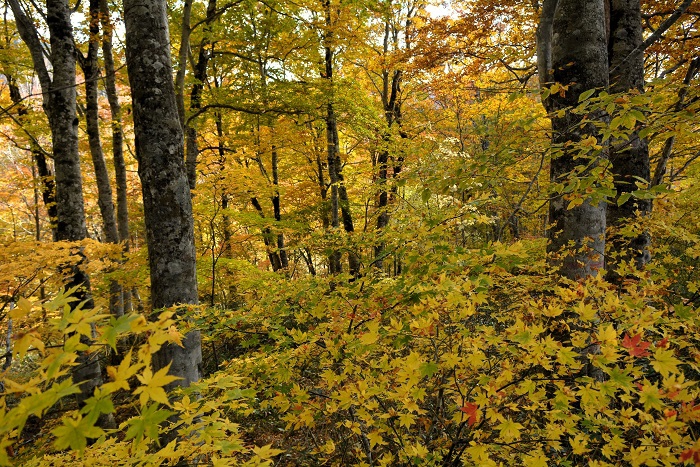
left=606, top=0, right=651, bottom=274
left=80, top=0, right=123, bottom=317
left=9, top=0, right=115, bottom=428
left=123, top=0, right=202, bottom=392
left=536, top=0, right=558, bottom=88
left=543, top=0, right=609, bottom=279
left=100, top=0, right=132, bottom=313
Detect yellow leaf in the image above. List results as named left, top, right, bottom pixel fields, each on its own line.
left=134, top=363, right=181, bottom=406
left=252, top=443, right=284, bottom=459
left=573, top=301, right=597, bottom=321
left=652, top=349, right=680, bottom=378
left=10, top=297, right=32, bottom=319
left=523, top=449, right=549, bottom=467
left=597, top=324, right=617, bottom=345
left=496, top=418, right=522, bottom=442
left=104, top=350, right=142, bottom=393
left=367, top=430, right=387, bottom=448
left=567, top=197, right=584, bottom=210
left=14, top=331, right=44, bottom=359
left=570, top=433, right=589, bottom=455
left=359, top=321, right=379, bottom=345
left=168, top=326, right=184, bottom=347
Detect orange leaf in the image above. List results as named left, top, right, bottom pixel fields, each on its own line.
left=621, top=333, right=651, bottom=358
left=460, top=402, right=478, bottom=427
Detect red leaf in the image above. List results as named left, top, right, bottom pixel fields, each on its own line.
left=460, top=402, right=478, bottom=427
left=622, top=333, right=651, bottom=358
left=680, top=448, right=694, bottom=462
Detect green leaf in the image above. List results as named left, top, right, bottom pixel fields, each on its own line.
left=101, top=314, right=140, bottom=350
left=81, top=394, right=115, bottom=425
left=606, top=366, right=633, bottom=392
left=617, top=192, right=632, bottom=206
left=52, top=415, right=105, bottom=451
left=125, top=403, right=174, bottom=443
left=629, top=109, right=645, bottom=122
left=496, top=419, right=523, bottom=442
left=421, top=188, right=431, bottom=204
left=419, top=361, right=439, bottom=378
left=578, top=88, right=596, bottom=103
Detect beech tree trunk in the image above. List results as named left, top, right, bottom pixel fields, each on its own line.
left=606, top=0, right=651, bottom=274
left=542, top=0, right=609, bottom=280
left=80, top=0, right=123, bottom=317
left=100, top=0, right=132, bottom=312
left=10, top=0, right=115, bottom=429
left=123, top=0, right=202, bottom=392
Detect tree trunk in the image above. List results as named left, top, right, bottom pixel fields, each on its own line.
left=326, top=101, right=342, bottom=275
left=100, top=0, right=132, bottom=313
left=323, top=0, right=359, bottom=277
left=250, top=197, right=283, bottom=271
left=81, top=0, right=123, bottom=317
left=536, top=0, right=558, bottom=88
left=123, top=0, right=202, bottom=395
left=605, top=0, right=652, bottom=275
left=186, top=0, right=218, bottom=190
left=374, top=3, right=409, bottom=271
left=174, top=0, right=193, bottom=128
left=271, top=146, right=289, bottom=269
left=543, top=0, right=609, bottom=280
left=36, top=0, right=115, bottom=428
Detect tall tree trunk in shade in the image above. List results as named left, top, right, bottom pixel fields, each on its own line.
left=536, top=0, right=558, bottom=88
left=80, top=0, right=123, bottom=317
left=541, top=0, right=609, bottom=280
left=100, top=0, right=132, bottom=313
left=271, top=146, right=289, bottom=269
left=123, top=0, right=202, bottom=396
left=323, top=0, right=359, bottom=277
left=373, top=0, right=412, bottom=272
left=606, top=0, right=651, bottom=275
left=8, top=0, right=117, bottom=428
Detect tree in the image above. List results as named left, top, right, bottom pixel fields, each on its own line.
left=538, top=0, right=609, bottom=279
left=122, top=0, right=202, bottom=393
left=78, top=0, right=123, bottom=317
left=606, top=0, right=651, bottom=275
left=100, top=0, right=133, bottom=312
left=322, top=0, right=360, bottom=277
left=8, top=0, right=115, bottom=428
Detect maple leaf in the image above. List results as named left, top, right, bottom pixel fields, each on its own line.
left=460, top=402, right=479, bottom=427
left=496, top=419, right=522, bottom=442
left=680, top=448, right=695, bottom=463
left=52, top=415, right=105, bottom=451
left=134, top=363, right=181, bottom=406
left=652, top=348, right=681, bottom=378
left=103, top=350, right=142, bottom=393
left=621, top=333, right=651, bottom=357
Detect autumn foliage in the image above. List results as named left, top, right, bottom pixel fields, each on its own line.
left=1, top=0, right=700, bottom=466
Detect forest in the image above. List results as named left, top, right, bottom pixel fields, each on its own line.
left=0, top=0, right=699, bottom=465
